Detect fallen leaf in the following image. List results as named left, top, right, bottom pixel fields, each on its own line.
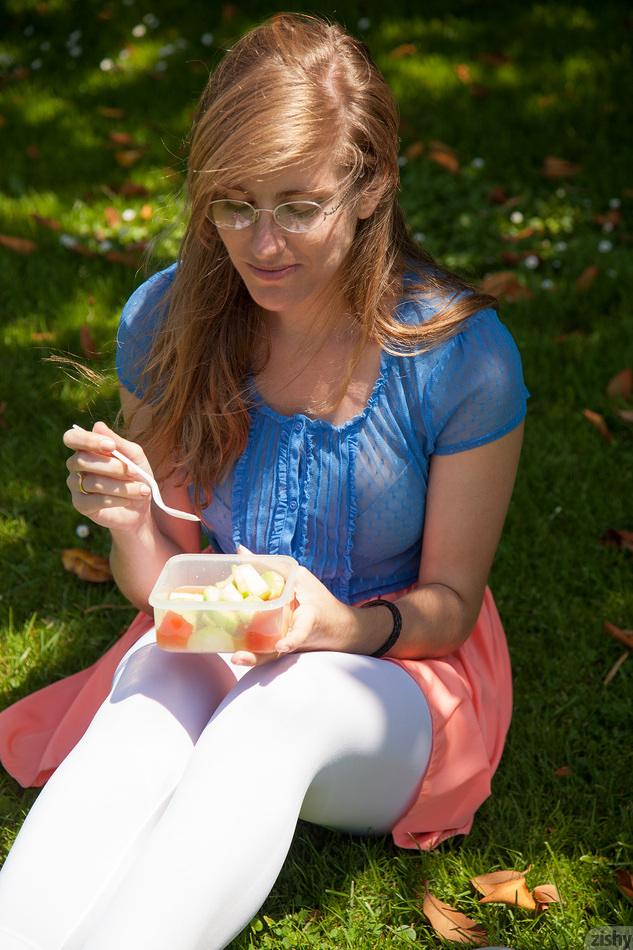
left=455, top=63, right=472, bottom=83
left=0, top=401, right=7, bottom=428
left=582, top=409, right=613, bottom=442
left=480, top=270, right=533, bottom=301
left=117, top=182, right=151, bottom=197
left=533, top=884, right=561, bottom=912
left=391, top=43, right=417, bottom=58
left=470, top=868, right=531, bottom=897
left=0, top=115, right=6, bottom=127
left=114, top=149, right=145, bottom=168
left=576, top=265, right=599, bottom=291
left=97, top=106, right=125, bottom=118
left=108, top=130, right=136, bottom=146
left=501, top=226, right=538, bottom=242
left=30, top=330, right=56, bottom=342
left=61, top=548, right=113, bottom=583
left=616, top=869, right=633, bottom=901
left=428, top=141, right=460, bottom=174
left=479, top=877, right=536, bottom=911
left=477, top=51, right=513, bottom=66
left=79, top=324, right=99, bottom=360
left=606, top=367, right=633, bottom=400
left=604, top=651, right=629, bottom=685
left=31, top=213, right=62, bottom=231
left=469, top=84, right=490, bottom=99
left=103, top=248, right=145, bottom=267
left=222, top=3, right=239, bottom=20
left=616, top=408, right=633, bottom=422
left=26, top=144, right=41, bottom=159
left=487, top=185, right=510, bottom=205
left=554, top=330, right=586, bottom=343
left=541, top=156, right=582, bottom=178
left=594, top=209, right=622, bottom=227
left=554, top=765, right=573, bottom=777
left=598, top=528, right=633, bottom=552
left=422, top=884, right=488, bottom=945
left=104, top=206, right=121, bottom=228
left=603, top=620, right=633, bottom=650
left=404, top=141, right=424, bottom=160
left=0, top=234, right=37, bottom=254
left=68, top=242, right=98, bottom=258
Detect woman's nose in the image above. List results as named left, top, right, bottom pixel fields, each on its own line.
left=248, top=211, right=287, bottom=256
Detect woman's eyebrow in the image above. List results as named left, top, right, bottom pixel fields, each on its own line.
left=226, top=185, right=327, bottom=199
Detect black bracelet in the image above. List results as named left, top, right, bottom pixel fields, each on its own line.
left=360, top=598, right=403, bottom=658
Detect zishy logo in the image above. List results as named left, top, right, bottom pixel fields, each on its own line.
left=585, top=928, right=633, bottom=949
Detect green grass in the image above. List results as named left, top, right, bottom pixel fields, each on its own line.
left=1, top=1, right=632, bottom=947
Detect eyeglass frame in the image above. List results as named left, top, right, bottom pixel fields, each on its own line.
left=206, top=182, right=358, bottom=234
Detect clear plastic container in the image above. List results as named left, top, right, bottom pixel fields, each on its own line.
left=149, top=553, right=299, bottom=653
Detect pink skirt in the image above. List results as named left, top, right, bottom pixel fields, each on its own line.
left=0, top=563, right=511, bottom=852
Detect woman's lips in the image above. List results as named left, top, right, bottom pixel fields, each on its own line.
left=247, top=263, right=298, bottom=281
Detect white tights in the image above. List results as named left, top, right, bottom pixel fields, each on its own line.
left=0, top=626, right=432, bottom=950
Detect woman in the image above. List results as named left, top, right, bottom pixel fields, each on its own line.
left=0, top=13, right=530, bottom=950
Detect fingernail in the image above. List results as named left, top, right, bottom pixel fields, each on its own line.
left=275, top=644, right=290, bottom=654
left=100, top=439, right=115, bottom=451
left=140, top=486, right=151, bottom=496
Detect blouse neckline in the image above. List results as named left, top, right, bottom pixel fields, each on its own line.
left=246, top=343, right=391, bottom=433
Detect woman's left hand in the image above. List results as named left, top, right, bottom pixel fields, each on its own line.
left=230, top=545, right=357, bottom=668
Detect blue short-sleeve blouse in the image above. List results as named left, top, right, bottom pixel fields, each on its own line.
left=116, top=262, right=531, bottom=606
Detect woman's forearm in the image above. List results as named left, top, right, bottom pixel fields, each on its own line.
left=349, top=584, right=470, bottom=660
left=109, top=518, right=185, bottom=616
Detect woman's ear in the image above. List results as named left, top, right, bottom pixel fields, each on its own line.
left=354, top=173, right=387, bottom=221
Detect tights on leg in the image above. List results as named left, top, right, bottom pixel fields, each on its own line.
left=0, top=630, right=432, bottom=950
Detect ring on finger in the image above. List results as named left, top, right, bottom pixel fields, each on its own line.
left=77, top=471, right=91, bottom=495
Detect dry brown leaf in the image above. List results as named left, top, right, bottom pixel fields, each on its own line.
left=31, top=213, right=61, bottom=231
left=139, top=203, right=153, bottom=221
left=606, top=367, right=633, bottom=400
left=598, top=528, right=633, bottom=552
left=554, top=330, right=586, bottom=343
left=604, top=651, right=629, bottom=685
left=541, top=156, right=582, bottom=178
left=617, top=408, right=633, bottom=422
left=533, top=883, right=561, bottom=913
left=0, top=234, right=37, bottom=254
left=470, top=868, right=531, bottom=897
left=103, top=248, right=145, bottom=267
left=582, top=409, right=613, bottom=442
left=0, top=115, right=6, bottom=127
left=114, top=149, right=145, bottom=168
left=118, top=182, right=151, bottom=197
left=478, top=876, right=536, bottom=911
left=487, top=185, right=510, bottom=205
left=61, top=548, right=113, bottom=583
left=0, top=401, right=7, bottom=428
left=404, top=141, right=424, bottom=160
left=603, top=620, right=633, bottom=650
left=79, top=324, right=99, bottom=360
left=594, top=209, right=622, bottom=228
left=477, top=51, right=513, bottom=66
left=30, top=330, right=56, bottom=342
left=222, top=3, right=239, bottom=20
left=554, top=765, right=573, bottom=777
left=104, top=206, right=121, bottom=228
left=455, top=63, right=472, bottom=83
left=108, top=130, right=135, bottom=146
left=391, top=43, right=417, bottom=58
left=576, top=265, right=599, bottom=291
left=428, top=143, right=460, bottom=174
left=616, top=869, right=633, bottom=901
left=480, top=270, right=533, bottom=301
left=97, top=106, right=125, bottom=118
left=26, top=144, right=41, bottom=159
left=501, top=226, right=538, bottom=242
left=422, top=884, right=488, bottom=945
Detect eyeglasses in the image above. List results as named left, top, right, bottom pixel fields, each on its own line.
left=206, top=191, right=349, bottom=234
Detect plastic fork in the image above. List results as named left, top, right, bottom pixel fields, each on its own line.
left=72, top=424, right=200, bottom=522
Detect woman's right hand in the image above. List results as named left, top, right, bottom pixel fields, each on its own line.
left=63, top=420, right=155, bottom=532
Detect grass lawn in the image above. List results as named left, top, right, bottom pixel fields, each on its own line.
left=1, top=1, right=632, bottom=947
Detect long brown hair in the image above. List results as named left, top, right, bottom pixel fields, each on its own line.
left=116, top=12, right=499, bottom=516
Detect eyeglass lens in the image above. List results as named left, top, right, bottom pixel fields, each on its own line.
left=209, top=200, right=323, bottom=232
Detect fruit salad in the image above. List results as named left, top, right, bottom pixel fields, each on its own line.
left=149, top=555, right=297, bottom=654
